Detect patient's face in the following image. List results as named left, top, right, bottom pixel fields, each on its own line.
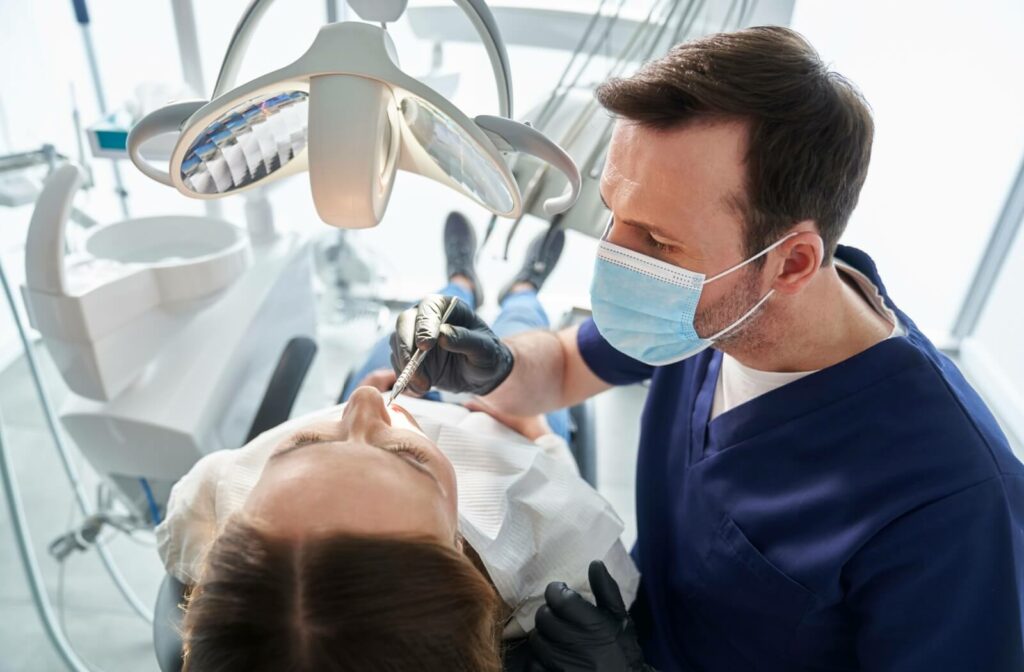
left=243, top=387, right=460, bottom=546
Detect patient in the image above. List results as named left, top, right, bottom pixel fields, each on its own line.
left=156, top=214, right=638, bottom=672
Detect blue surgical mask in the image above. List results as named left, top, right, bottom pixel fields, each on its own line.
left=590, top=218, right=797, bottom=366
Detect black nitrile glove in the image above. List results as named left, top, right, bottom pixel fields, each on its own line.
left=529, top=561, right=655, bottom=672
left=389, top=294, right=514, bottom=396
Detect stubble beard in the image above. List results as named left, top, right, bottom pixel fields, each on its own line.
left=694, top=265, right=776, bottom=357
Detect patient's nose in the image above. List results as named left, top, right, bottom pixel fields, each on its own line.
left=343, top=386, right=391, bottom=429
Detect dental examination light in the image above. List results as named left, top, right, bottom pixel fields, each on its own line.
left=128, top=0, right=581, bottom=229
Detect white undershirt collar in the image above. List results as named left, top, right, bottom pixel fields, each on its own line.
left=710, top=260, right=904, bottom=420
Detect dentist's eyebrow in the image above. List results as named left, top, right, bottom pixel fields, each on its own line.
left=599, top=189, right=684, bottom=242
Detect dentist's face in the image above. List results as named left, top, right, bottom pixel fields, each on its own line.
left=243, top=387, right=460, bottom=546
left=600, top=119, right=768, bottom=342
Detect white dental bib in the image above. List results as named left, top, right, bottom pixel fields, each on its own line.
left=156, top=396, right=638, bottom=637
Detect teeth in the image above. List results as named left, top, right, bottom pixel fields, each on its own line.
left=181, top=91, right=309, bottom=195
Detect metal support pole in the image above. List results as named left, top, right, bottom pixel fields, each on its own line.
left=951, top=154, right=1024, bottom=341
left=326, top=0, right=340, bottom=23
left=71, top=0, right=131, bottom=219
left=0, top=91, right=14, bottom=154
left=170, top=0, right=207, bottom=98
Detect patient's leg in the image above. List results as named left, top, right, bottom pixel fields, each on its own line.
left=339, top=281, right=475, bottom=402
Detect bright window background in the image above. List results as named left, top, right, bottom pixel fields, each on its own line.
left=790, top=1, right=1024, bottom=340
left=965, top=213, right=1024, bottom=446
left=1, top=0, right=1023, bottom=389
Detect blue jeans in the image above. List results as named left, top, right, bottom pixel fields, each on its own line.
left=341, top=282, right=571, bottom=442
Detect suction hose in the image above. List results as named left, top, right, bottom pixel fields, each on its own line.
left=0, top=258, right=153, bottom=625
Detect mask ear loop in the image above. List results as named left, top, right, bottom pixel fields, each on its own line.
left=599, top=213, right=613, bottom=241
left=703, top=231, right=803, bottom=284
left=702, top=231, right=814, bottom=342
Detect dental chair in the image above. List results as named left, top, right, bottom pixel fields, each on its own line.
left=153, top=307, right=597, bottom=671
left=153, top=364, right=594, bottom=672
left=154, top=335, right=316, bottom=672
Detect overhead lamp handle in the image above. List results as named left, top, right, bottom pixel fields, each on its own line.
left=126, top=100, right=206, bottom=187
left=347, top=0, right=408, bottom=22
left=475, top=115, right=581, bottom=217
left=214, top=0, right=513, bottom=117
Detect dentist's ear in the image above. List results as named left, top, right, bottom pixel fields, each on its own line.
left=772, top=226, right=824, bottom=296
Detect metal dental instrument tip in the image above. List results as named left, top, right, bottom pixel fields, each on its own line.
left=387, top=299, right=459, bottom=406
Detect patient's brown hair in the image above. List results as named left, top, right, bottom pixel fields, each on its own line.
left=182, top=518, right=502, bottom=672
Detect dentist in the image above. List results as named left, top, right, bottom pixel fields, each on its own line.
left=391, top=27, right=1024, bottom=672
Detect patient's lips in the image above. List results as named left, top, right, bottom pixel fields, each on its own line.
left=388, top=403, right=424, bottom=436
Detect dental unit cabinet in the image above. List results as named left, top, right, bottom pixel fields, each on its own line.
left=21, top=164, right=316, bottom=521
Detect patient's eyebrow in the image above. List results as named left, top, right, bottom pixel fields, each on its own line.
left=271, top=439, right=441, bottom=486
left=271, top=436, right=327, bottom=459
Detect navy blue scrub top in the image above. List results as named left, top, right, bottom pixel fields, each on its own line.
left=577, top=246, right=1024, bottom=671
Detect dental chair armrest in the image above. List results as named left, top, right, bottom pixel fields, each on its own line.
left=557, top=308, right=598, bottom=487
left=474, top=115, right=581, bottom=216
left=568, top=399, right=598, bottom=488
left=502, top=636, right=535, bottom=671
left=153, top=574, right=188, bottom=672
left=246, top=336, right=318, bottom=443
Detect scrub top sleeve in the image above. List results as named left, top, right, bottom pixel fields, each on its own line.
left=845, top=476, right=1024, bottom=671
left=576, top=318, right=654, bottom=385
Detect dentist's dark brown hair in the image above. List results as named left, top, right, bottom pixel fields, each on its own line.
left=596, top=26, right=874, bottom=264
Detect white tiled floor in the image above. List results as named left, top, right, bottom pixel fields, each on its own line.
left=0, top=221, right=643, bottom=671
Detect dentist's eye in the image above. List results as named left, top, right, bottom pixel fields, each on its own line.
left=647, top=234, right=676, bottom=253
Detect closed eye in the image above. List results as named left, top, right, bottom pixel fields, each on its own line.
left=646, top=232, right=676, bottom=253
left=385, top=442, right=430, bottom=464
left=289, top=431, right=324, bottom=448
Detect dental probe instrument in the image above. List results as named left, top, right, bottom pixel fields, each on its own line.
left=387, top=300, right=459, bottom=406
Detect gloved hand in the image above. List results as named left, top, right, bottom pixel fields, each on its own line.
left=529, top=561, right=655, bottom=672
left=389, top=294, right=514, bottom=396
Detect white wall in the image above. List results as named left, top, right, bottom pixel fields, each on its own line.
left=4, top=1, right=1024, bottom=358
left=790, top=1, right=1024, bottom=340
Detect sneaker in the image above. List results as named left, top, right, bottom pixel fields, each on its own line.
left=498, top=227, right=566, bottom=304
left=444, top=211, right=483, bottom=308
